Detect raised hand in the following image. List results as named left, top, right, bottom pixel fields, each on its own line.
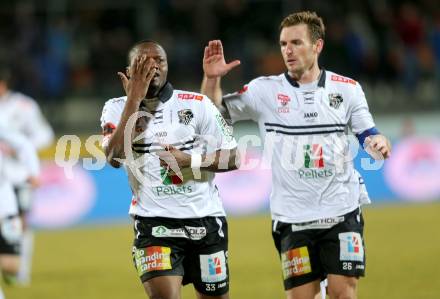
left=364, top=135, right=392, bottom=160
left=118, top=55, right=156, bottom=102
left=203, top=40, right=241, bottom=79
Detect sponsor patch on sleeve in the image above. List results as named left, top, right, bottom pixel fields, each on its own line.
left=177, top=93, right=204, bottom=101
left=339, top=232, right=364, bottom=262
left=102, top=122, right=116, bottom=136
left=215, top=113, right=233, bottom=141
left=200, top=251, right=227, bottom=283
left=331, top=74, right=356, bottom=85
left=133, top=246, right=172, bottom=277
left=238, top=85, right=248, bottom=94
left=281, top=246, right=312, bottom=279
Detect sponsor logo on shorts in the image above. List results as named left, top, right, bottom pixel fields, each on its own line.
left=200, top=251, right=227, bottom=283
left=133, top=246, right=172, bottom=277
left=339, top=232, right=364, bottom=262
left=291, top=216, right=344, bottom=232
left=152, top=225, right=207, bottom=240
left=281, top=246, right=312, bottom=279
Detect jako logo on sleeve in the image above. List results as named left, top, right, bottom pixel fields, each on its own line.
left=200, top=251, right=227, bottom=282
left=339, top=232, right=364, bottom=262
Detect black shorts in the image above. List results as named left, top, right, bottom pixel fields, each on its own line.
left=132, top=216, right=229, bottom=296
left=0, top=216, right=22, bottom=255
left=272, top=208, right=366, bottom=290
left=14, top=185, right=32, bottom=215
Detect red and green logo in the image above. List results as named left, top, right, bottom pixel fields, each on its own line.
left=160, top=167, right=183, bottom=185
left=303, top=144, right=324, bottom=169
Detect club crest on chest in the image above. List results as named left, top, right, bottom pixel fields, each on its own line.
left=178, top=109, right=194, bottom=125
left=329, top=93, right=343, bottom=109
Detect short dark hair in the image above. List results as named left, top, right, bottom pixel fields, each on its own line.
left=279, top=11, right=325, bottom=43
left=127, top=39, right=164, bottom=65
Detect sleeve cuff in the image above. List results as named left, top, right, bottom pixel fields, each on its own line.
left=356, top=127, right=380, bottom=148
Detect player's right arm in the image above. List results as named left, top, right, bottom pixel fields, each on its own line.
left=201, top=40, right=241, bottom=107
left=103, top=56, right=156, bottom=168
left=201, top=40, right=261, bottom=123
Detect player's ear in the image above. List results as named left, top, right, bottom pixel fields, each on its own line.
left=126, top=66, right=131, bottom=78
left=315, top=39, right=324, bottom=55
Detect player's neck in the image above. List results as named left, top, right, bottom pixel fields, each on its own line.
left=290, top=64, right=321, bottom=85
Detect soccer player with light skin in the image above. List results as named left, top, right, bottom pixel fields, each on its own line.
left=101, top=40, right=239, bottom=299
left=201, top=11, right=391, bottom=299
left=0, top=66, right=54, bottom=285
left=0, top=129, right=39, bottom=295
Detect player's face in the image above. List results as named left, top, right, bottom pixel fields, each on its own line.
left=280, top=24, right=321, bottom=78
left=129, top=43, right=168, bottom=96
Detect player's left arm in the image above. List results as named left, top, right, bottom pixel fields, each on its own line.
left=349, top=83, right=391, bottom=160
left=158, top=97, right=240, bottom=172
left=157, top=145, right=239, bottom=173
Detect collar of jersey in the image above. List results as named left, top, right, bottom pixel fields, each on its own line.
left=144, top=82, right=174, bottom=103
left=284, top=69, right=326, bottom=88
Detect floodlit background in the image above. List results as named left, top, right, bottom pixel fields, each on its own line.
left=1, top=0, right=439, bottom=298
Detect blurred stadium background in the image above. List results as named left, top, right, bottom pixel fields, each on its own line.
left=1, top=0, right=440, bottom=298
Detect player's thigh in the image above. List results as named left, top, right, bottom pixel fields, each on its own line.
left=272, top=221, right=323, bottom=291
left=132, top=217, right=186, bottom=288
left=186, top=217, right=229, bottom=297
left=0, top=254, right=20, bottom=274
left=327, top=274, right=358, bottom=299
left=0, top=214, right=22, bottom=273
left=143, top=275, right=182, bottom=299
left=320, top=208, right=366, bottom=279
left=14, top=185, right=32, bottom=216
left=285, top=279, right=321, bottom=299
left=195, top=289, right=229, bottom=299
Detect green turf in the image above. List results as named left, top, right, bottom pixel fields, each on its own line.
left=4, top=203, right=440, bottom=299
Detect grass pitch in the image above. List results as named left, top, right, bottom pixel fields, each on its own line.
left=4, top=202, right=440, bottom=299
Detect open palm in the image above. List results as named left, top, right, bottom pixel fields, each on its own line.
left=203, top=40, right=241, bottom=78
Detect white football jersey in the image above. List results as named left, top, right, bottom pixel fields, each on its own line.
left=0, top=91, right=54, bottom=150
left=100, top=84, right=237, bottom=218
left=0, top=130, right=40, bottom=219
left=224, top=70, right=374, bottom=223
